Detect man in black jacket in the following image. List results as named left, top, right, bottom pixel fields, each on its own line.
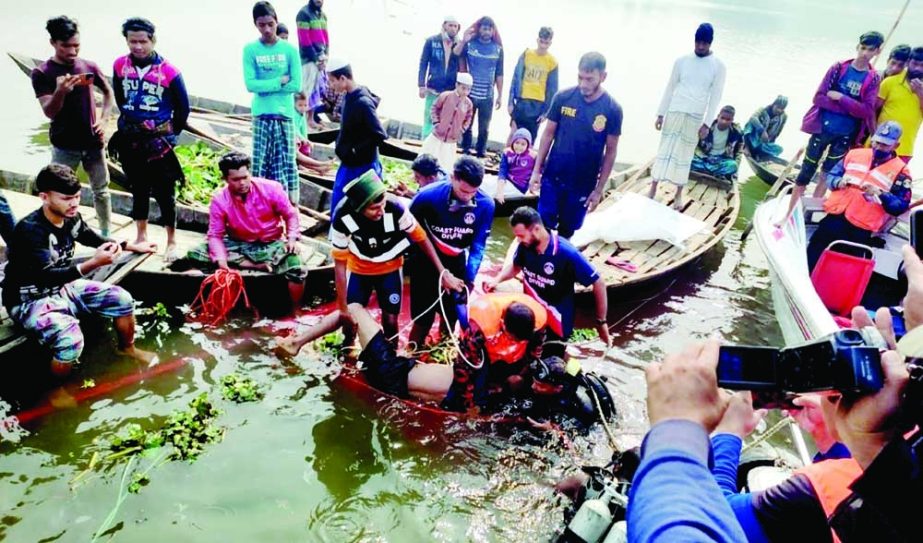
left=327, top=58, right=388, bottom=213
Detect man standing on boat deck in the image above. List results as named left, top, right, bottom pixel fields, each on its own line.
left=2, top=164, right=156, bottom=377
left=243, top=1, right=302, bottom=205
left=743, top=95, right=788, bottom=160
left=295, top=0, right=328, bottom=130
left=806, top=121, right=911, bottom=270
left=650, top=23, right=726, bottom=210
left=31, top=16, right=113, bottom=237
left=778, top=32, right=883, bottom=226
left=508, top=26, right=558, bottom=142
left=875, top=46, right=923, bottom=163
left=528, top=52, right=622, bottom=239
left=182, top=152, right=306, bottom=314
left=482, top=207, right=610, bottom=358
left=418, top=16, right=461, bottom=139
left=407, top=156, right=495, bottom=348
left=112, top=17, right=189, bottom=263
left=328, top=58, right=388, bottom=213
left=455, top=16, right=504, bottom=159
left=277, top=171, right=464, bottom=352
left=691, top=105, right=743, bottom=181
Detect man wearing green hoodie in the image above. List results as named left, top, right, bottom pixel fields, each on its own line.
left=243, top=1, right=302, bottom=204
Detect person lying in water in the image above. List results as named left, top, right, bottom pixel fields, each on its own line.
left=1, top=164, right=157, bottom=377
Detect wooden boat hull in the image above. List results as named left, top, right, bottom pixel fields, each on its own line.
left=745, top=153, right=800, bottom=186
left=574, top=161, right=741, bottom=293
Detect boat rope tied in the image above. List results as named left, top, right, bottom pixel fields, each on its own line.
left=189, top=269, right=252, bottom=326
left=587, top=378, right=620, bottom=452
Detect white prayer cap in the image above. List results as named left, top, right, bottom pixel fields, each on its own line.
left=444, top=15, right=459, bottom=24
left=455, top=72, right=473, bottom=86
left=326, top=57, right=350, bottom=73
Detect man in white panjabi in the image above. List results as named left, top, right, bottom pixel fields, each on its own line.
left=650, top=22, right=726, bottom=210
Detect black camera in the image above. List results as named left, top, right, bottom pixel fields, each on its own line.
left=718, top=329, right=885, bottom=396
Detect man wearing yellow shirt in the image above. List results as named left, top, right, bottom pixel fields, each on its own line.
left=877, top=46, right=923, bottom=162
left=508, top=27, right=558, bottom=141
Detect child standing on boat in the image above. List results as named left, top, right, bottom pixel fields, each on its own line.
left=292, top=91, right=335, bottom=176
left=420, top=72, right=474, bottom=172
left=243, top=1, right=302, bottom=205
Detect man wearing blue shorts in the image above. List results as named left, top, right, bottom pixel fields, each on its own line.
left=529, top=52, right=622, bottom=238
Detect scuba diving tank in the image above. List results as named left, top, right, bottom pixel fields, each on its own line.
left=561, top=486, right=616, bottom=543
left=601, top=521, right=627, bottom=543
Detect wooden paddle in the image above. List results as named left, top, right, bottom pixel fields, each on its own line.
left=740, top=147, right=804, bottom=241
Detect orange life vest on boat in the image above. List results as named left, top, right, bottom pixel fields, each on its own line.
left=794, top=458, right=863, bottom=543
left=823, top=148, right=908, bottom=232
left=468, top=293, right=548, bottom=364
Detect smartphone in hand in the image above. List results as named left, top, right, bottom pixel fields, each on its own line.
left=74, top=72, right=95, bottom=86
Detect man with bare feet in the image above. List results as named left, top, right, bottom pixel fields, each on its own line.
left=1, top=164, right=157, bottom=377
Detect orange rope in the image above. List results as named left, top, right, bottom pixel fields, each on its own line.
left=189, top=269, right=251, bottom=326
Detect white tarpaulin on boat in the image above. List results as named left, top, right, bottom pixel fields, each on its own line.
left=571, top=192, right=708, bottom=249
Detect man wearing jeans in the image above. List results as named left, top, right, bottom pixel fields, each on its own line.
left=455, top=16, right=504, bottom=158
left=31, top=15, right=113, bottom=236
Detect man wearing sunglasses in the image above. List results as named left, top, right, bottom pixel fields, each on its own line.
left=408, top=156, right=495, bottom=348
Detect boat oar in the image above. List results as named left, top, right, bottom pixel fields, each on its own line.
left=740, top=147, right=804, bottom=241
left=875, top=0, right=912, bottom=69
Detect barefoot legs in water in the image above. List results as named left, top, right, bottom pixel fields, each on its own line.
left=276, top=310, right=354, bottom=356
left=114, top=314, right=157, bottom=363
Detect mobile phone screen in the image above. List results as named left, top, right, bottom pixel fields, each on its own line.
left=911, top=209, right=923, bottom=260
left=717, top=346, right=779, bottom=390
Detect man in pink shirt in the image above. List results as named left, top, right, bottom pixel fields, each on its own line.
left=182, top=151, right=306, bottom=312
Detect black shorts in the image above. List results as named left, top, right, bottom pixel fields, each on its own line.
left=359, top=331, right=416, bottom=398
left=796, top=132, right=852, bottom=186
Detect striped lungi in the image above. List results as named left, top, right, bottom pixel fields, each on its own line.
left=652, top=111, right=701, bottom=186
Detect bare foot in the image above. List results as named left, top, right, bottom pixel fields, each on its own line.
left=274, top=336, right=302, bottom=357
left=48, top=386, right=78, bottom=409
left=119, top=345, right=158, bottom=364
left=164, top=244, right=179, bottom=263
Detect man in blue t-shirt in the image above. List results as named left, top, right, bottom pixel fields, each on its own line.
left=454, top=16, right=504, bottom=158
left=777, top=31, right=883, bottom=227
left=483, top=207, right=610, bottom=358
left=529, top=52, right=622, bottom=239
left=408, top=156, right=495, bottom=346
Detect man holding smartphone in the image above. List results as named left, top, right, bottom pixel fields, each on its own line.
left=31, top=15, right=114, bottom=237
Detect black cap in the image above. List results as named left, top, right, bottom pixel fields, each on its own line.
left=36, top=163, right=81, bottom=195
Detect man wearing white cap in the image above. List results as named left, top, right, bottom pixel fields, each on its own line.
left=420, top=73, right=474, bottom=170
left=418, top=16, right=461, bottom=138
left=806, top=120, right=912, bottom=270
left=327, top=58, right=388, bottom=212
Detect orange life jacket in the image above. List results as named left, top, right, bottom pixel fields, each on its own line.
left=794, top=458, right=863, bottom=543
left=468, top=293, right=548, bottom=364
left=823, top=148, right=909, bottom=232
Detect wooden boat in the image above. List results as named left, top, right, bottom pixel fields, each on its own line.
left=573, top=161, right=740, bottom=293
left=752, top=187, right=907, bottom=344
left=0, top=174, right=336, bottom=315
left=745, top=153, right=801, bottom=186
